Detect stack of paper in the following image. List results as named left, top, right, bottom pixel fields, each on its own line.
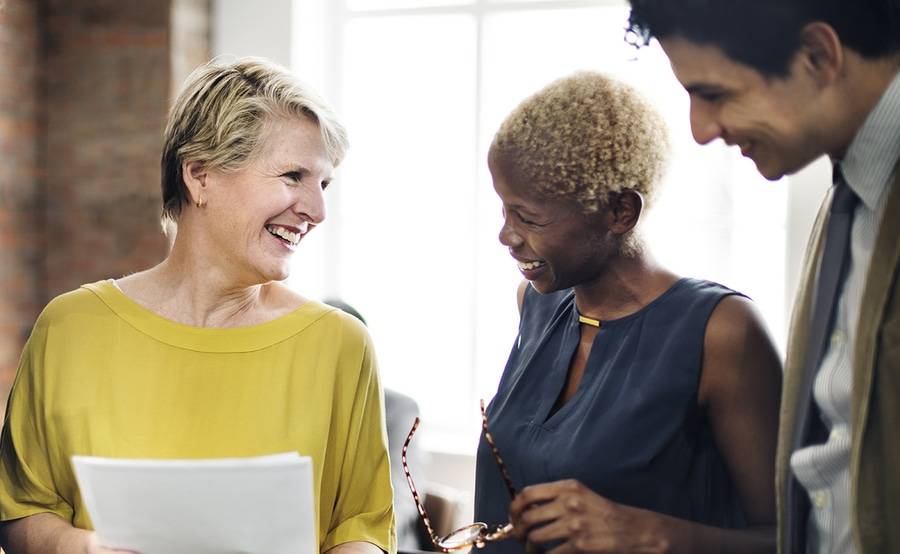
left=72, top=452, right=316, bottom=554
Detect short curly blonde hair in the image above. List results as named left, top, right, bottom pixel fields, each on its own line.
left=492, top=71, right=669, bottom=214
left=160, top=57, right=348, bottom=223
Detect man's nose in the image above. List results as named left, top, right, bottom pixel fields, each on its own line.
left=689, top=100, right=723, bottom=145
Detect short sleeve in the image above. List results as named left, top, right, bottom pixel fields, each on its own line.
left=322, top=333, right=396, bottom=553
left=0, top=331, right=74, bottom=523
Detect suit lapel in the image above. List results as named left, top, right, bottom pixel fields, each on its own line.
left=776, top=187, right=831, bottom=552
left=850, top=167, right=900, bottom=543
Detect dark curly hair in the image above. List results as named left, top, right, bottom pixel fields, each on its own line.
left=626, top=0, right=900, bottom=77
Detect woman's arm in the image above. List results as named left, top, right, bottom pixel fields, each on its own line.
left=0, top=513, right=132, bottom=554
left=697, top=295, right=781, bottom=528
left=517, top=280, right=530, bottom=314
left=507, top=295, right=782, bottom=554
left=320, top=322, right=395, bottom=553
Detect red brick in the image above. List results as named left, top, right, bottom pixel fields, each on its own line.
left=0, top=0, right=210, bottom=413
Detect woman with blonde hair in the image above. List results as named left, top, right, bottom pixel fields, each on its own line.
left=474, top=72, right=782, bottom=553
left=0, top=58, right=394, bottom=554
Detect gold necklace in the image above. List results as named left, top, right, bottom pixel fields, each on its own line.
left=577, top=314, right=601, bottom=327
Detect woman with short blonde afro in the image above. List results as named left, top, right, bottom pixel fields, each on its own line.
left=492, top=71, right=668, bottom=256
left=469, top=72, right=782, bottom=554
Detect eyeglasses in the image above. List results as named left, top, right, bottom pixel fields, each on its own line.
left=401, top=400, right=516, bottom=552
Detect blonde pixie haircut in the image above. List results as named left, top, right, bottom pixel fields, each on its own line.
left=160, top=57, right=349, bottom=223
left=492, top=70, right=669, bottom=215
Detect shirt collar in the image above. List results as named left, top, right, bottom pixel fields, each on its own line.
left=839, top=69, right=900, bottom=211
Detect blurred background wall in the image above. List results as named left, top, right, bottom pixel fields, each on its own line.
left=0, top=0, right=210, bottom=411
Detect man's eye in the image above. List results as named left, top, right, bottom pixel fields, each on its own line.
left=697, top=91, right=725, bottom=103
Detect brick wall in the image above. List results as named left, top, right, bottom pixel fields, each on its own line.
left=0, top=0, right=210, bottom=409
left=43, top=0, right=173, bottom=299
left=0, top=0, right=41, bottom=398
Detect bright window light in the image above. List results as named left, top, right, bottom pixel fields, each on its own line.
left=287, top=0, right=787, bottom=454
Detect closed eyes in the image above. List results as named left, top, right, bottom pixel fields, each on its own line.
left=503, top=206, right=545, bottom=227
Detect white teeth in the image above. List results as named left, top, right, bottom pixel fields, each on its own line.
left=517, top=260, right=545, bottom=271
left=266, top=225, right=300, bottom=246
left=298, top=221, right=309, bottom=233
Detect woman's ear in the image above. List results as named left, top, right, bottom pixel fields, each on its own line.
left=609, top=190, right=644, bottom=235
left=182, top=160, right=208, bottom=208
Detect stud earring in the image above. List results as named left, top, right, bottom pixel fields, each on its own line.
left=195, top=196, right=204, bottom=208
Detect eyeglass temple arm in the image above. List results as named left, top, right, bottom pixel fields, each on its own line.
left=480, top=399, right=517, bottom=499
left=402, top=417, right=445, bottom=548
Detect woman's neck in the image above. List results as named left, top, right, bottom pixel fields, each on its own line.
left=116, top=231, right=278, bottom=328
left=572, top=251, right=679, bottom=322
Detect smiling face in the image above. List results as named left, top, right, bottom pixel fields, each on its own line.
left=489, top=148, right=616, bottom=294
left=660, top=36, right=829, bottom=180
left=198, top=115, right=334, bottom=285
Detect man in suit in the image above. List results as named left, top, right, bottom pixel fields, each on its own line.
left=625, top=1, right=900, bottom=552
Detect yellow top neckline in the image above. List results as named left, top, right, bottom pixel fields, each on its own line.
left=81, top=280, right=337, bottom=353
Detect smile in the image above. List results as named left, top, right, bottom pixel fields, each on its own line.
left=265, top=223, right=306, bottom=247
left=517, top=260, right=546, bottom=271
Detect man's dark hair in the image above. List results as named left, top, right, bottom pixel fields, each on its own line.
left=627, top=0, right=900, bottom=77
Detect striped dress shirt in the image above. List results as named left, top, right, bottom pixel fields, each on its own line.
left=789, top=70, right=900, bottom=553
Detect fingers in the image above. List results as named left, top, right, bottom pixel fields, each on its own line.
left=512, top=499, right=566, bottom=540
left=510, top=479, right=586, bottom=519
left=524, top=513, right=586, bottom=544
left=510, top=480, right=647, bottom=554
left=538, top=520, right=644, bottom=554
left=511, top=480, right=599, bottom=542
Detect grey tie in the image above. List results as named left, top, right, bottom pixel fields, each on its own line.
left=787, top=165, right=859, bottom=553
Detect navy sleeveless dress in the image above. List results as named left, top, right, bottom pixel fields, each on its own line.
left=474, top=278, right=747, bottom=554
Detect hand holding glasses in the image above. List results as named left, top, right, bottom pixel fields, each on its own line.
left=401, top=400, right=516, bottom=552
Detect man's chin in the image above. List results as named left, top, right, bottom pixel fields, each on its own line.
left=750, top=150, right=821, bottom=182
left=751, top=157, right=789, bottom=182
left=758, top=167, right=787, bottom=182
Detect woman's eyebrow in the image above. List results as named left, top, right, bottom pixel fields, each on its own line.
left=509, top=203, right=541, bottom=216
left=276, top=163, right=311, bottom=175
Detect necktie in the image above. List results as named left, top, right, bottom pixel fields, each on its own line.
left=787, top=165, right=859, bottom=553
left=805, top=167, right=860, bottom=374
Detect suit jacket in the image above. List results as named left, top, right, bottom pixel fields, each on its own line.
left=776, top=168, right=900, bottom=553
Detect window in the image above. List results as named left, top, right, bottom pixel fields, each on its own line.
left=218, top=0, right=797, bottom=454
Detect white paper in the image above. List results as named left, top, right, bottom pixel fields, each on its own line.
left=72, top=452, right=316, bottom=554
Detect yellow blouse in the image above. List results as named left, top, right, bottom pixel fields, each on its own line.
left=0, top=280, right=396, bottom=553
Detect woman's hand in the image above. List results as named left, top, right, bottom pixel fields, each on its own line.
left=0, top=514, right=137, bottom=554
left=508, top=479, right=672, bottom=554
